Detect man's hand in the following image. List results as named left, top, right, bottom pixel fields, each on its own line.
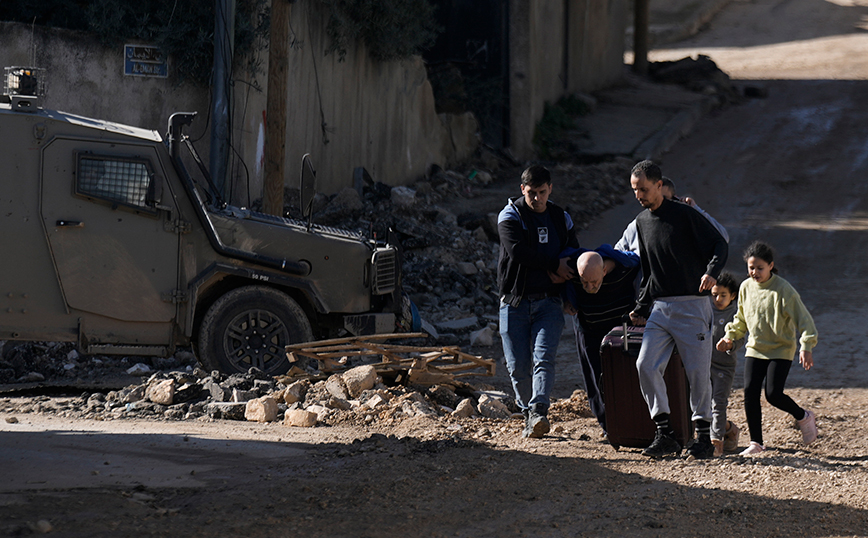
left=800, top=350, right=814, bottom=371
left=628, top=311, right=646, bottom=326
left=699, top=274, right=717, bottom=293
left=556, top=257, right=574, bottom=281
left=564, top=303, right=577, bottom=315
left=717, top=338, right=733, bottom=352
left=683, top=196, right=697, bottom=207
left=548, top=270, right=567, bottom=284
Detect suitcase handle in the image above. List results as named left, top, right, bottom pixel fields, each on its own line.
left=621, top=313, right=632, bottom=352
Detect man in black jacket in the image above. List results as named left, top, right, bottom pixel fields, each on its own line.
left=497, top=165, right=578, bottom=438
left=628, top=160, right=728, bottom=460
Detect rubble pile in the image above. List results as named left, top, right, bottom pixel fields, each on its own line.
left=0, top=363, right=523, bottom=432
left=310, top=156, right=634, bottom=347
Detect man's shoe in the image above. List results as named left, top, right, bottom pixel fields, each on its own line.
left=797, top=409, right=818, bottom=445
left=723, top=422, right=741, bottom=452
left=642, top=431, right=681, bottom=458
left=522, top=411, right=550, bottom=438
left=686, top=434, right=715, bottom=460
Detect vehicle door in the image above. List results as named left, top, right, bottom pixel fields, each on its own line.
left=40, top=137, right=180, bottom=325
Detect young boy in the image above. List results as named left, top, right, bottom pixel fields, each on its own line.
left=710, top=272, right=743, bottom=456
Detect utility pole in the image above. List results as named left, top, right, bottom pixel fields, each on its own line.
left=633, top=0, right=649, bottom=75
left=263, top=0, right=292, bottom=216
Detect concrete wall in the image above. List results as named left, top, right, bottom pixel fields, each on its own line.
left=0, top=22, right=209, bottom=145
left=0, top=9, right=477, bottom=201
left=509, top=0, right=628, bottom=159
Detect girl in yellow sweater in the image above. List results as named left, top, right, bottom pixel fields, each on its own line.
left=716, top=241, right=818, bottom=455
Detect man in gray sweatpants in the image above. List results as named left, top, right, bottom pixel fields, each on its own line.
left=627, top=160, right=728, bottom=460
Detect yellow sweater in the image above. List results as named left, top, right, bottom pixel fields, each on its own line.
left=724, top=274, right=818, bottom=361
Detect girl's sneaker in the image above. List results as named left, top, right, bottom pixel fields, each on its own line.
left=797, top=409, right=818, bottom=445
left=739, top=441, right=765, bottom=456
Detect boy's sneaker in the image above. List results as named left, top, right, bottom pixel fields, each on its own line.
left=522, top=411, right=550, bottom=438
left=642, top=431, right=681, bottom=458
left=797, top=409, right=818, bottom=445
left=686, top=434, right=715, bottom=460
left=739, top=441, right=765, bottom=456
left=723, top=422, right=740, bottom=452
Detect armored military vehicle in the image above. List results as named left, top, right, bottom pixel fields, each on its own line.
left=0, top=67, right=406, bottom=376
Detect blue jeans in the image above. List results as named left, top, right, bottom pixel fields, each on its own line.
left=499, top=296, right=565, bottom=413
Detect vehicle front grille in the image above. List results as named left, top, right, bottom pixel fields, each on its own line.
left=371, top=248, right=397, bottom=295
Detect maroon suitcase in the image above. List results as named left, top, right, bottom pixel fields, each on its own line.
left=599, top=324, right=694, bottom=449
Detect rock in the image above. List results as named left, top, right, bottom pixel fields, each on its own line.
left=474, top=170, right=493, bottom=185
left=434, top=207, right=458, bottom=226
left=390, top=186, right=416, bottom=209
left=435, top=316, right=479, bottom=331
left=205, top=402, right=247, bottom=421
left=451, top=398, right=477, bottom=418
left=245, top=396, right=279, bottom=423
left=5, top=416, right=18, bottom=424
left=329, top=187, right=363, bottom=213
left=126, top=363, right=152, bottom=375
left=121, top=385, right=146, bottom=404
left=146, top=379, right=175, bottom=405
left=429, top=385, right=461, bottom=408
left=203, top=379, right=228, bottom=402
left=456, top=261, right=478, bottom=276
left=469, top=326, right=496, bottom=347
left=363, top=394, right=388, bottom=409
left=232, top=388, right=257, bottom=403
left=19, top=371, right=44, bottom=382
left=342, top=365, right=377, bottom=398
left=326, top=396, right=352, bottom=410
left=284, top=380, right=309, bottom=404
left=477, top=393, right=511, bottom=419
left=472, top=226, right=488, bottom=243
left=284, top=409, right=318, bottom=427
left=325, top=375, right=349, bottom=400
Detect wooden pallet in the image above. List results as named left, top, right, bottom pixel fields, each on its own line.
left=284, top=333, right=495, bottom=385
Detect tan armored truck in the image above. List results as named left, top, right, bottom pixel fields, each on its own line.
left=0, top=67, right=406, bottom=376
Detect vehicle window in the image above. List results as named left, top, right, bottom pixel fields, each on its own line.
left=76, top=155, right=154, bottom=210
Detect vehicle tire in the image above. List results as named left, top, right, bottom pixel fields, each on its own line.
left=197, top=286, right=313, bottom=376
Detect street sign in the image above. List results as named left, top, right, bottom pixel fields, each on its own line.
left=124, top=45, right=168, bottom=78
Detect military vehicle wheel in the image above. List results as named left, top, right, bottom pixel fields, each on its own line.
left=197, top=286, right=313, bottom=376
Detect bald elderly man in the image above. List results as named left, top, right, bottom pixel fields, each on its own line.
left=562, top=245, right=640, bottom=434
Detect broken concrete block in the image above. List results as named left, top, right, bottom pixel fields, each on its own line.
left=203, top=380, right=227, bottom=402
left=326, top=396, right=352, bottom=411
left=245, top=396, right=279, bottom=423
left=363, top=394, right=388, bottom=409
left=146, top=378, right=175, bottom=406
left=477, top=393, right=511, bottom=419
left=284, top=409, right=318, bottom=427
left=469, top=326, right=495, bottom=347
left=342, top=365, right=377, bottom=398
left=126, top=363, right=152, bottom=376
left=284, top=380, right=309, bottom=404
left=456, top=261, right=478, bottom=276
left=205, top=402, right=247, bottom=421
left=435, top=316, right=478, bottom=331
left=429, top=385, right=460, bottom=408
left=390, top=186, right=416, bottom=209
left=232, top=388, right=256, bottom=403
left=121, top=385, right=146, bottom=404
left=452, top=398, right=477, bottom=418
left=325, top=375, right=349, bottom=400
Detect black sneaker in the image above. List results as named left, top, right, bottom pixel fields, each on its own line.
left=642, top=431, right=681, bottom=458
left=522, top=411, right=550, bottom=438
left=686, top=434, right=715, bottom=460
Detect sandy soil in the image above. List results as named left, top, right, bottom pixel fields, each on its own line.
left=3, top=1, right=868, bottom=536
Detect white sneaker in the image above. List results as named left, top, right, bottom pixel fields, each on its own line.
left=797, top=409, right=818, bottom=445
left=739, top=441, right=765, bottom=456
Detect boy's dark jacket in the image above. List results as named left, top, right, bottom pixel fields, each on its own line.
left=497, top=196, right=579, bottom=307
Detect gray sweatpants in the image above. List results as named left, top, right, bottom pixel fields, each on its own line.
left=636, top=296, right=713, bottom=422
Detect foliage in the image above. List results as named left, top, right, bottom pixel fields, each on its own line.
left=533, top=94, right=591, bottom=160
left=317, top=0, right=441, bottom=62
left=0, top=0, right=269, bottom=86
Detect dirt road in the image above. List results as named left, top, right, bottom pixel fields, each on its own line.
left=4, top=1, right=868, bottom=536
